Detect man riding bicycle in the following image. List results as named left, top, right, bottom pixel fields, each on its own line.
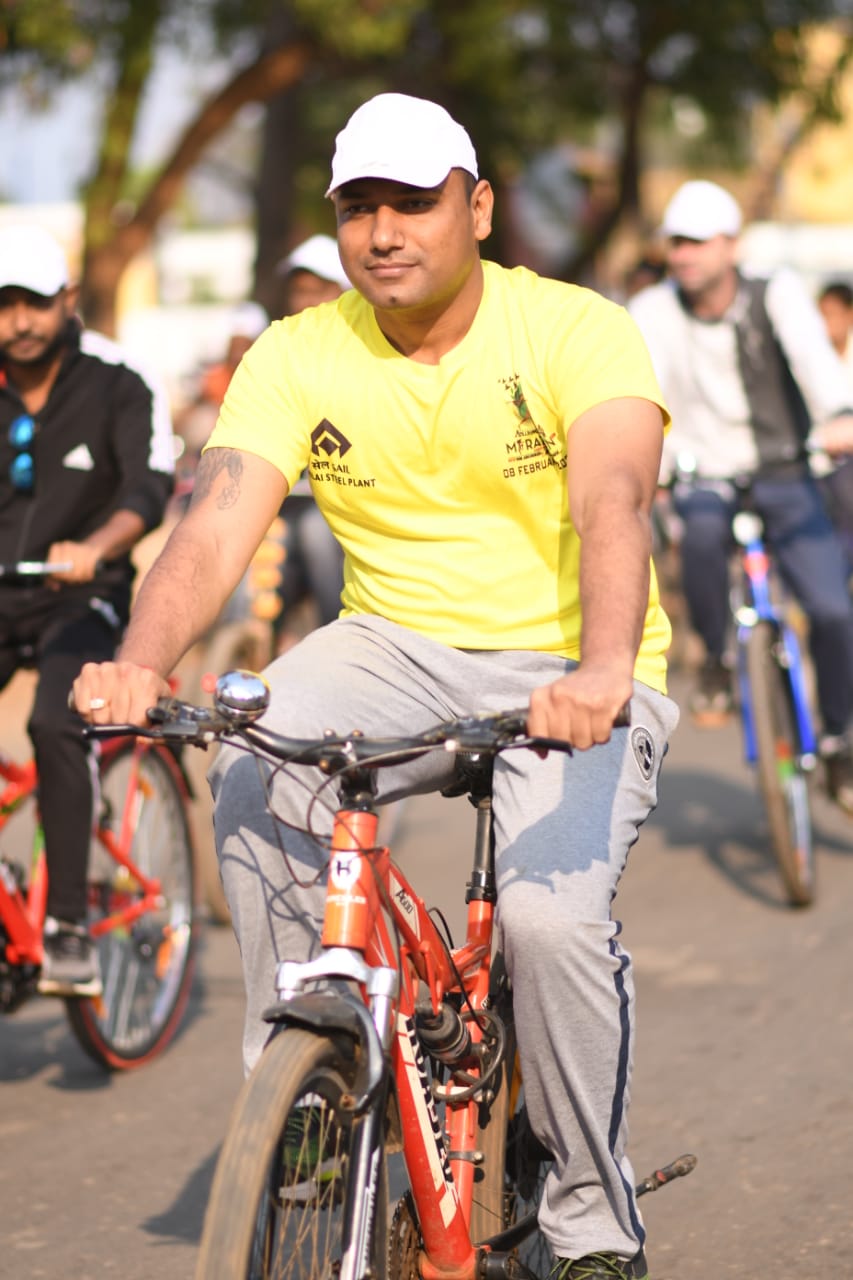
left=0, top=224, right=174, bottom=994
left=74, top=94, right=677, bottom=1280
left=629, top=180, right=853, bottom=809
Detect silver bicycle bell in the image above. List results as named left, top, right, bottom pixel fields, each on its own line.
left=214, top=670, right=271, bottom=723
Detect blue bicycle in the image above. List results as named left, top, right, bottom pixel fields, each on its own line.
left=730, top=503, right=817, bottom=905
left=672, top=460, right=818, bottom=906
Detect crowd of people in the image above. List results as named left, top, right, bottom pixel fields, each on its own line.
left=3, top=87, right=853, bottom=1280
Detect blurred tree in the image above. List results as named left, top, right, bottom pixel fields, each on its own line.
left=514, top=0, right=853, bottom=277
left=1, top=0, right=317, bottom=331
left=2, top=0, right=852, bottom=329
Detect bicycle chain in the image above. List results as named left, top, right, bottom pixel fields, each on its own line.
left=387, top=1191, right=422, bottom=1280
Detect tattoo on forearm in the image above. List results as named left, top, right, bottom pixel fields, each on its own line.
left=192, top=449, right=243, bottom=509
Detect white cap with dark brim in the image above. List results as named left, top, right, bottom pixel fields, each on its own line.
left=0, top=224, right=70, bottom=296
left=325, top=93, right=478, bottom=197
left=661, top=180, right=742, bottom=242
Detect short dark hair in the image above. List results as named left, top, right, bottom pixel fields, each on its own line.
left=458, top=170, right=478, bottom=198
left=819, top=280, right=853, bottom=309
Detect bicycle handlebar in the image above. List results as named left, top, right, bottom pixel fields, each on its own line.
left=83, top=671, right=631, bottom=772
left=0, top=560, right=75, bottom=578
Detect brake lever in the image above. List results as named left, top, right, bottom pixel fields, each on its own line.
left=83, top=698, right=230, bottom=746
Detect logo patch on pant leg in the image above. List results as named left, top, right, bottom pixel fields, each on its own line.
left=631, top=726, right=655, bottom=779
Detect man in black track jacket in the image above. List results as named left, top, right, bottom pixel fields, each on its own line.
left=0, top=223, right=174, bottom=994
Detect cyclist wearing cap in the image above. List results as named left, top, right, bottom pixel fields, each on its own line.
left=271, top=234, right=350, bottom=649
left=628, top=180, right=853, bottom=809
left=0, top=223, right=173, bottom=995
left=74, top=93, right=677, bottom=1280
left=276, top=232, right=352, bottom=314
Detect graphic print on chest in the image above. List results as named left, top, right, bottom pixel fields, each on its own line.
left=499, top=375, right=566, bottom=479
left=308, top=418, right=376, bottom=490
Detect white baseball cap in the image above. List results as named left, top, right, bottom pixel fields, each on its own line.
left=0, top=224, right=70, bottom=296
left=325, top=93, right=478, bottom=197
left=276, top=234, right=351, bottom=290
left=661, top=180, right=742, bottom=241
left=227, top=301, right=269, bottom=340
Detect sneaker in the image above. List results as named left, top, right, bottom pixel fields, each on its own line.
left=38, top=918, right=102, bottom=997
left=550, top=1251, right=649, bottom=1280
left=821, top=736, right=853, bottom=815
left=279, top=1106, right=342, bottom=1204
left=689, top=658, right=733, bottom=727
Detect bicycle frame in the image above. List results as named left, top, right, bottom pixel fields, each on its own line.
left=266, top=789, right=500, bottom=1280
left=108, top=677, right=694, bottom=1276
left=0, top=739, right=174, bottom=972
left=731, top=513, right=817, bottom=767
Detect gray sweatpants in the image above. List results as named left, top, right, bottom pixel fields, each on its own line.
left=208, top=615, right=679, bottom=1261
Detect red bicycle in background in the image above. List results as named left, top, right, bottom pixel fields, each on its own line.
left=0, top=561, right=197, bottom=1069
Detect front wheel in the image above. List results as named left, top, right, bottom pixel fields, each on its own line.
left=65, top=742, right=196, bottom=1068
left=745, top=620, right=815, bottom=907
left=195, top=1027, right=388, bottom=1280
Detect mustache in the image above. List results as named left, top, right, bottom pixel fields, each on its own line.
left=1, top=330, right=64, bottom=367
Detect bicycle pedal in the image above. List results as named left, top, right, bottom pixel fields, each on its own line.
left=634, top=1152, right=697, bottom=1197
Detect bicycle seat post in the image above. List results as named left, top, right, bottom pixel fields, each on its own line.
left=452, top=754, right=498, bottom=959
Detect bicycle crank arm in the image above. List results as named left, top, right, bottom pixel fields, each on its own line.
left=478, top=1251, right=539, bottom=1278
left=634, top=1152, right=697, bottom=1197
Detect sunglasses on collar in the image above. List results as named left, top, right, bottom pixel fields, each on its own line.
left=8, top=413, right=36, bottom=493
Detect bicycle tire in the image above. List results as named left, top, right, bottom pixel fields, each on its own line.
left=195, top=1026, right=388, bottom=1280
left=745, top=619, right=815, bottom=907
left=65, top=742, right=196, bottom=1068
left=469, top=967, right=552, bottom=1275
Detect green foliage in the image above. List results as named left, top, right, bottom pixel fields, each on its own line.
left=524, top=0, right=853, bottom=157
left=0, top=0, right=97, bottom=96
left=291, top=0, right=425, bottom=57
left=6, top=0, right=853, bottom=319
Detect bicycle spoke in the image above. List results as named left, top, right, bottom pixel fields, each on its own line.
left=65, top=744, right=195, bottom=1067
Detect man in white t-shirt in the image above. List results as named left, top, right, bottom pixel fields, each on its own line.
left=629, top=180, right=853, bottom=810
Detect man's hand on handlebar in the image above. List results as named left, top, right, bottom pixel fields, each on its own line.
left=71, top=661, right=172, bottom=726
left=46, top=540, right=101, bottom=587
left=814, top=413, right=853, bottom=458
left=528, top=663, right=633, bottom=751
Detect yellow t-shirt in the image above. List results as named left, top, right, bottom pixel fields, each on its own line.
left=208, top=261, right=672, bottom=690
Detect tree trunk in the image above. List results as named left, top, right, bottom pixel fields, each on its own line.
left=742, top=38, right=853, bottom=223
left=252, top=9, right=302, bottom=320
left=80, top=39, right=314, bottom=333
left=563, top=61, right=647, bottom=285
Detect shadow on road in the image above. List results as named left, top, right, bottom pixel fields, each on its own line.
left=651, top=764, right=852, bottom=909
left=142, top=1146, right=220, bottom=1244
left=0, top=934, right=227, bottom=1087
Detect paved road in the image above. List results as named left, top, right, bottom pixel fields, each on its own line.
left=2, top=668, right=853, bottom=1278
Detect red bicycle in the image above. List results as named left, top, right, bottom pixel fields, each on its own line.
left=90, top=671, right=694, bottom=1276
left=0, top=562, right=197, bottom=1069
